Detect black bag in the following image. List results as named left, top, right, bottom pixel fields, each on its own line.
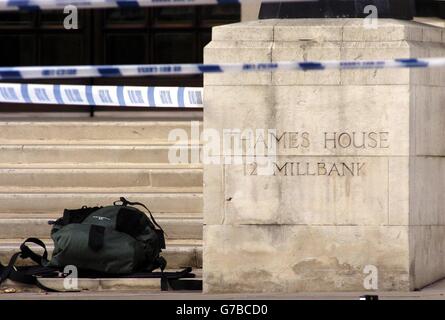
left=0, top=197, right=201, bottom=291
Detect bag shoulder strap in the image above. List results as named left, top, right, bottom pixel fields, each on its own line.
left=0, top=237, right=48, bottom=285
left=0, top=238, right=61, bottom=292
left=160, top=267, right=202, bottom=291
left=115, top=197, right=165, bottom=234
left=19, top=237, right=49, bottom=266
left=0, top=252, right=27, bottom=285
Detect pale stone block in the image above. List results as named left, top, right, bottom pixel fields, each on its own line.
left=272, top=41, right=341, bottom=85
left=38, top=278, right=100, bottom=291
left=0, top=145, right=200, bottom=165
left=150, top=169, right=202, bottom=188
left=410, top=226, right=445, bottom=290
left=204, top=225, right=410, bottom=292
left=203, top=19, right=445, bottom=293
left=272, top=85, right=410, bottom=156
left=274, top=19, right=345, bottom=42
left=412, top=85, right=431, bottom=156
left=204, top=85, right=276, bottom=133
left=410, top=157, right=445, bottom=226
left=203, top=164, right=225, bottom=225
left=211, top=20, right=278, bottom=42
left=204, top=41, right=273, bottom=86
left=205, top=85, right=410, bottom=156
left=208, top=156, right=410, bottom=225
left=223, top=157, right=388, bottom=226
left=342, top=19, right=423, bottom=42
left=388, top=157, right=409, bottom=226
left=414, top=17, right=445, bottom=29
left=428, top=44, right=445, bottom=86
left=411, top=43, right=445, bottom=87
left=241, top=2, right=261, bottom=22
left=422, top=25, right=443, bottom=43
left=340, top=41, right=411, bottom=85
left=35, top=278, right=161, bottom=291
left=273, top=19, right=425, bottom=43
left=0, top=193, right=202, bottom=214
left=409, top=42, right=434, bottom=86
left=0, top=168, right=152, bottom=190
left=99, top=278, right=160, bottom=291
left=0, top=121, right=200, bottom=144
left=414, top=86, right=445, bottom=156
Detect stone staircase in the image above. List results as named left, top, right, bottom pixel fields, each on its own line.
left=0, top=119, right=203, bottom=291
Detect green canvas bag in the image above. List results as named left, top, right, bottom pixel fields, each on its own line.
left=0, top=197, right=203, bottom=292
left=47, top=197, right=167, bottom=274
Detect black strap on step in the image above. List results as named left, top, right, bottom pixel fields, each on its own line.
left=160, top=267, right=202, bottom=291
left=1, top=237, right=200, bottom=292
left=1, top=254, right=200, bottom=292
left=161, top=279, right=203, bottom=291
left=19, top=238, right=49, bottom=265
left=0, top=239, right=61, bottom=292
left=156, top=256, right=167, bottom=272
left=0, top=252, right=30, bottom=285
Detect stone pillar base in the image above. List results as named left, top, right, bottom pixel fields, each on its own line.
left=203, top=19, right=445, bottom=293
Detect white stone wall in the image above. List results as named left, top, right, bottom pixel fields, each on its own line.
left=241, top=2, right=261, bottom=22
left=203, top=19, right=445, bottom=292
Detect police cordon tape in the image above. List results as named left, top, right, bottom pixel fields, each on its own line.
left=0, top=83, right=203, bottom=108
left=0, top=0, right=310, bottom=11
left=0, top=58, right=444, bottom=80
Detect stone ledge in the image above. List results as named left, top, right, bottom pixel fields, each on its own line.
left=211, top=19, right=445, bottom=43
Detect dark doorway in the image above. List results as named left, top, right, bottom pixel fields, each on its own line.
left=0, top=6, right=240, bottom=87
left=0, top=6, right=240, bottom=112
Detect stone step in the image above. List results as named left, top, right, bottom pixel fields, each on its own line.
left=0, top=212, right=203, bottom=219
left=1, top=269, right=203, bottom=292
left=0, top=145, right=201, bottom=165
left=0, top=193, right=202, bottom=214
left=0, top=168, right=202, bottom=191
left=0, top=121, right=202, bottom=144
left=0, top=215, right=203, bottom=240
left=0, top=140, right=202, bottom=146
left=0, top=187, right=202, bottom=193
left=0, top=163, right=203, bottom=169
left=0, top=239, right=203, bottom=269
